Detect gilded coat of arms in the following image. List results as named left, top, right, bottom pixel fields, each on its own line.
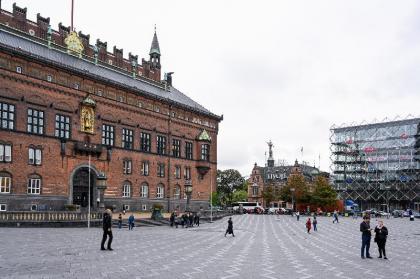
left=80, top=95, right=96, bottom=134
left=64, top=31, right=84, bottom=57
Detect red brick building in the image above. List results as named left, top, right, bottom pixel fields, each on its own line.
left=0, top=2, right=222, bottom=212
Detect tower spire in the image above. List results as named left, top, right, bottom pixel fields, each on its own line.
left=149, top=26, right=161, bottom=68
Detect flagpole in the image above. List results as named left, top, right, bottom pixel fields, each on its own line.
left=71, top=0, right=74, bottom=31
left=210, top=168, right=213, bottom=223
left=88, top=154, right=91, bottom=229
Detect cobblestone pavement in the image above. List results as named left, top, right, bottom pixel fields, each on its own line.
left=1, top=215, right=419, bottom=279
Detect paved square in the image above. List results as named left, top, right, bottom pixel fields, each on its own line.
left=1, top=215, right=419, bottom=278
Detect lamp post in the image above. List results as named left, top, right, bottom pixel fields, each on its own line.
left=290, top=188, right=295, bottom=212
left=385, top=185, right=391, bottom=217
left=185, top=183, right=193, bottom=212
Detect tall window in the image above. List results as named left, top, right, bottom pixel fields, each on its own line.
left=140, top=183, right=149, bottom=198
left=27, top=175, right=41, bottom=194
left=174, top=185, right=181, bottom=199
left=123, top=159, right=132, bottom=174
left=175, top=165, right=181, bottom=179
left=157, top=163, right=165, bottom=178
left=141, top=161, right=149, bottom=176
left=156, top=184, right=164, bottom=199
left=201, top=144, right=210, bottom=161
left=28, top=146, right=42, bottom=165
left=157, top=135, right=166, bottom=155
left=140, top=132, right=151, bottom=152
left=184, top=167, right=191, bottom=180
left=55, top=114, right=71, bottom=139
left=123, top=182, right=131, bottom=198
left=0, top=102, right=15, bottom=130
left=0, top=143, right=12, bottom=162
left=0, top=173, right=11, bottom=193
left=102, top=124, right=115, bottom=146
left=122, top=128, right=134, bottom=149
left=185, top=142, right=193, bottom=160
left=27, top=108, right=44, bottom=135
left=172, top=139, right=181, bottom=158
left=252, top=186, right=259, bottom=196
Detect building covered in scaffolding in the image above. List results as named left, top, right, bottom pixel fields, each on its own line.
left=330, top=117, right=420, bottom=212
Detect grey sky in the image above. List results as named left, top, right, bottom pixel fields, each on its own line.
left=4, top=0, right=420, bottom=176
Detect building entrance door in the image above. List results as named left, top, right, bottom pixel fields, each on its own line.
left=72, top=168, right=95, bottom=208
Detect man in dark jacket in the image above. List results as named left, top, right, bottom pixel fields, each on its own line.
left=225, top=217, right=235, bottom=237
left=101, top=209, right=113, bottom=251
left=360, top=216, right=372, bottom=259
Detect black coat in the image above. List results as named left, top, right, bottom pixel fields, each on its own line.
left=226, top=219, right=233, bottom=234
left=374, top=226, right=388, bottom=242
left=103, top=213, right=112, bottom=231
left=360, top=221, right=371, bottom=237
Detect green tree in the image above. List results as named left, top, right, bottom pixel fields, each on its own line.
left=217, top=169, right=246, bottom=206
left=210, top=191, right=221, bottom=206
left=232, top=190, right=248, bottom=203
left=311, top=176, right=337, bottom=207
left=280, top=174, right=310, bottom=204
left=262, top=185, right=277, bottom=206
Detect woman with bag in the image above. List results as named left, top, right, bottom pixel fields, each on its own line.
left=374, top=220, right=388, bottom=259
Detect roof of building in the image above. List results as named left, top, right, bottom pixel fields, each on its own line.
left=0, top=26, right=221, bottom=120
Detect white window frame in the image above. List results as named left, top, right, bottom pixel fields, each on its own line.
left=174, top=185, right=181, bottom=199
left=123, top=183, right=131, bottom=198
left=141, top=204, right=147, bottom=211
left=0, top=176, right=11, bottom=193
left=0, top=144, right=12, bottom=162
left=27, top=178, right=41, bottom=194
left=29, top=147, right=42, bottom=165
left=0, top=204, right=7, bottom=211
left=16, top=66, right=22, bottom=73
left=156, top=185, right=164, bottom=199
left=140, top=184, right=149, bottom=198
left=123, top=160, right=132, bottom=174
left=184, top=167, right=191, bottom=180
left=141, top=161, right=149, bottom=176
left=175, top=166, right=181, bottom=179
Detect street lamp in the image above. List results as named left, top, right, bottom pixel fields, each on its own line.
left=290, top=188, right=295, bottom=212
left=385, top=185, right=391, bottom=216
left=185, top=184, right=193, bottom=212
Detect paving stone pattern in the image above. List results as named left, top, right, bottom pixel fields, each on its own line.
left=0, top=215, right=419, bottom=279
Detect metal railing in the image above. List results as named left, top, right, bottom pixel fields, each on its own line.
left=0, top=211, right=103, bottom=222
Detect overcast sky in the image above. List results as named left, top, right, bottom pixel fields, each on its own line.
left=4, top=0, right=420, bottom=176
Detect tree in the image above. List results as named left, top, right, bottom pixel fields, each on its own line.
left=217, top=169, right=246, bottom=206
left=210, top=191, right=221, bottom=206
left=262, top=185, right=281, bottom=207
left=280, top=174, right=311, bottom=205
left=232, top=190, right=248, bottom=203
left=311, top=176, right=337, bottom=208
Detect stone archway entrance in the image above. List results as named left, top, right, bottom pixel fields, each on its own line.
left=72, top=168, right=95, bottom=208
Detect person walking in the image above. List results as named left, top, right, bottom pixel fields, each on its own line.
left=360, top=216, right=372, bottom=259
left=189, top=213, right=194, bottom=228
left=225, top=217, right=235, bottom=237
left=374, top=220, right=388, bottom=259
left=118, top=213, right=122, bottom=229
left=296, top=211, right=300, bottom=221
left=333, top=210, right=339, bottom=223
left=306, top=217, right=312, bottom=234
left=128, top=213, right=135, bottom=230
left=313, top=216, right=318, bottom=231
left=170, top=212, right=175, bottom=227
left=195, top=214, right=200, bottom=227
left=101, top=209, right=113, bottom=251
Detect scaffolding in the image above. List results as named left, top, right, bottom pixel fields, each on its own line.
left=330, top=116, right=420, bottom=211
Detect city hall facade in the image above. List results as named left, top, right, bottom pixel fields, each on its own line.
left=0, top=3, right=222, bottom=212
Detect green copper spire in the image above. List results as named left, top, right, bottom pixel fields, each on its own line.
left=149, top=25, right=161, bottom=56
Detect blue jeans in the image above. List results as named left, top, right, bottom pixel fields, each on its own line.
left=361, top=236, right=371, bottom=257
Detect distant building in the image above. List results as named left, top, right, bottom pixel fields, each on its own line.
left=330, top=117, right=420, bottom=211
left=248, top=141, right=327, bottom=208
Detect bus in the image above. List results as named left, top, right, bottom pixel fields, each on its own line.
left=232, top=202, right=264, bottom=214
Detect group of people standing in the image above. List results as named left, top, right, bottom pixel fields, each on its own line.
left=117, top=212, right=135, bottom=230
left=360, top=216, right=389, bottom=259
left=170, top=212, right=200, bottom=228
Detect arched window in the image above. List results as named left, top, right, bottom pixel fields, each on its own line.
left=174, top=185, right=181, bottom=199
left=123, top=181, right=131, bottom=198
left=0, top=172, right=11, bottom=193
left=140, top=182, right=149, bottom=198
left=156, top=184, right=164, bottom=199
left=27, top=174, right=41, bottom=195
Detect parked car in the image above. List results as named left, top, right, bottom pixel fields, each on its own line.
left=376, top=211, right=391, bottom=218
left=268, top=207, right=280, bottom=214
left=392, top=210, right=405, bottom=218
